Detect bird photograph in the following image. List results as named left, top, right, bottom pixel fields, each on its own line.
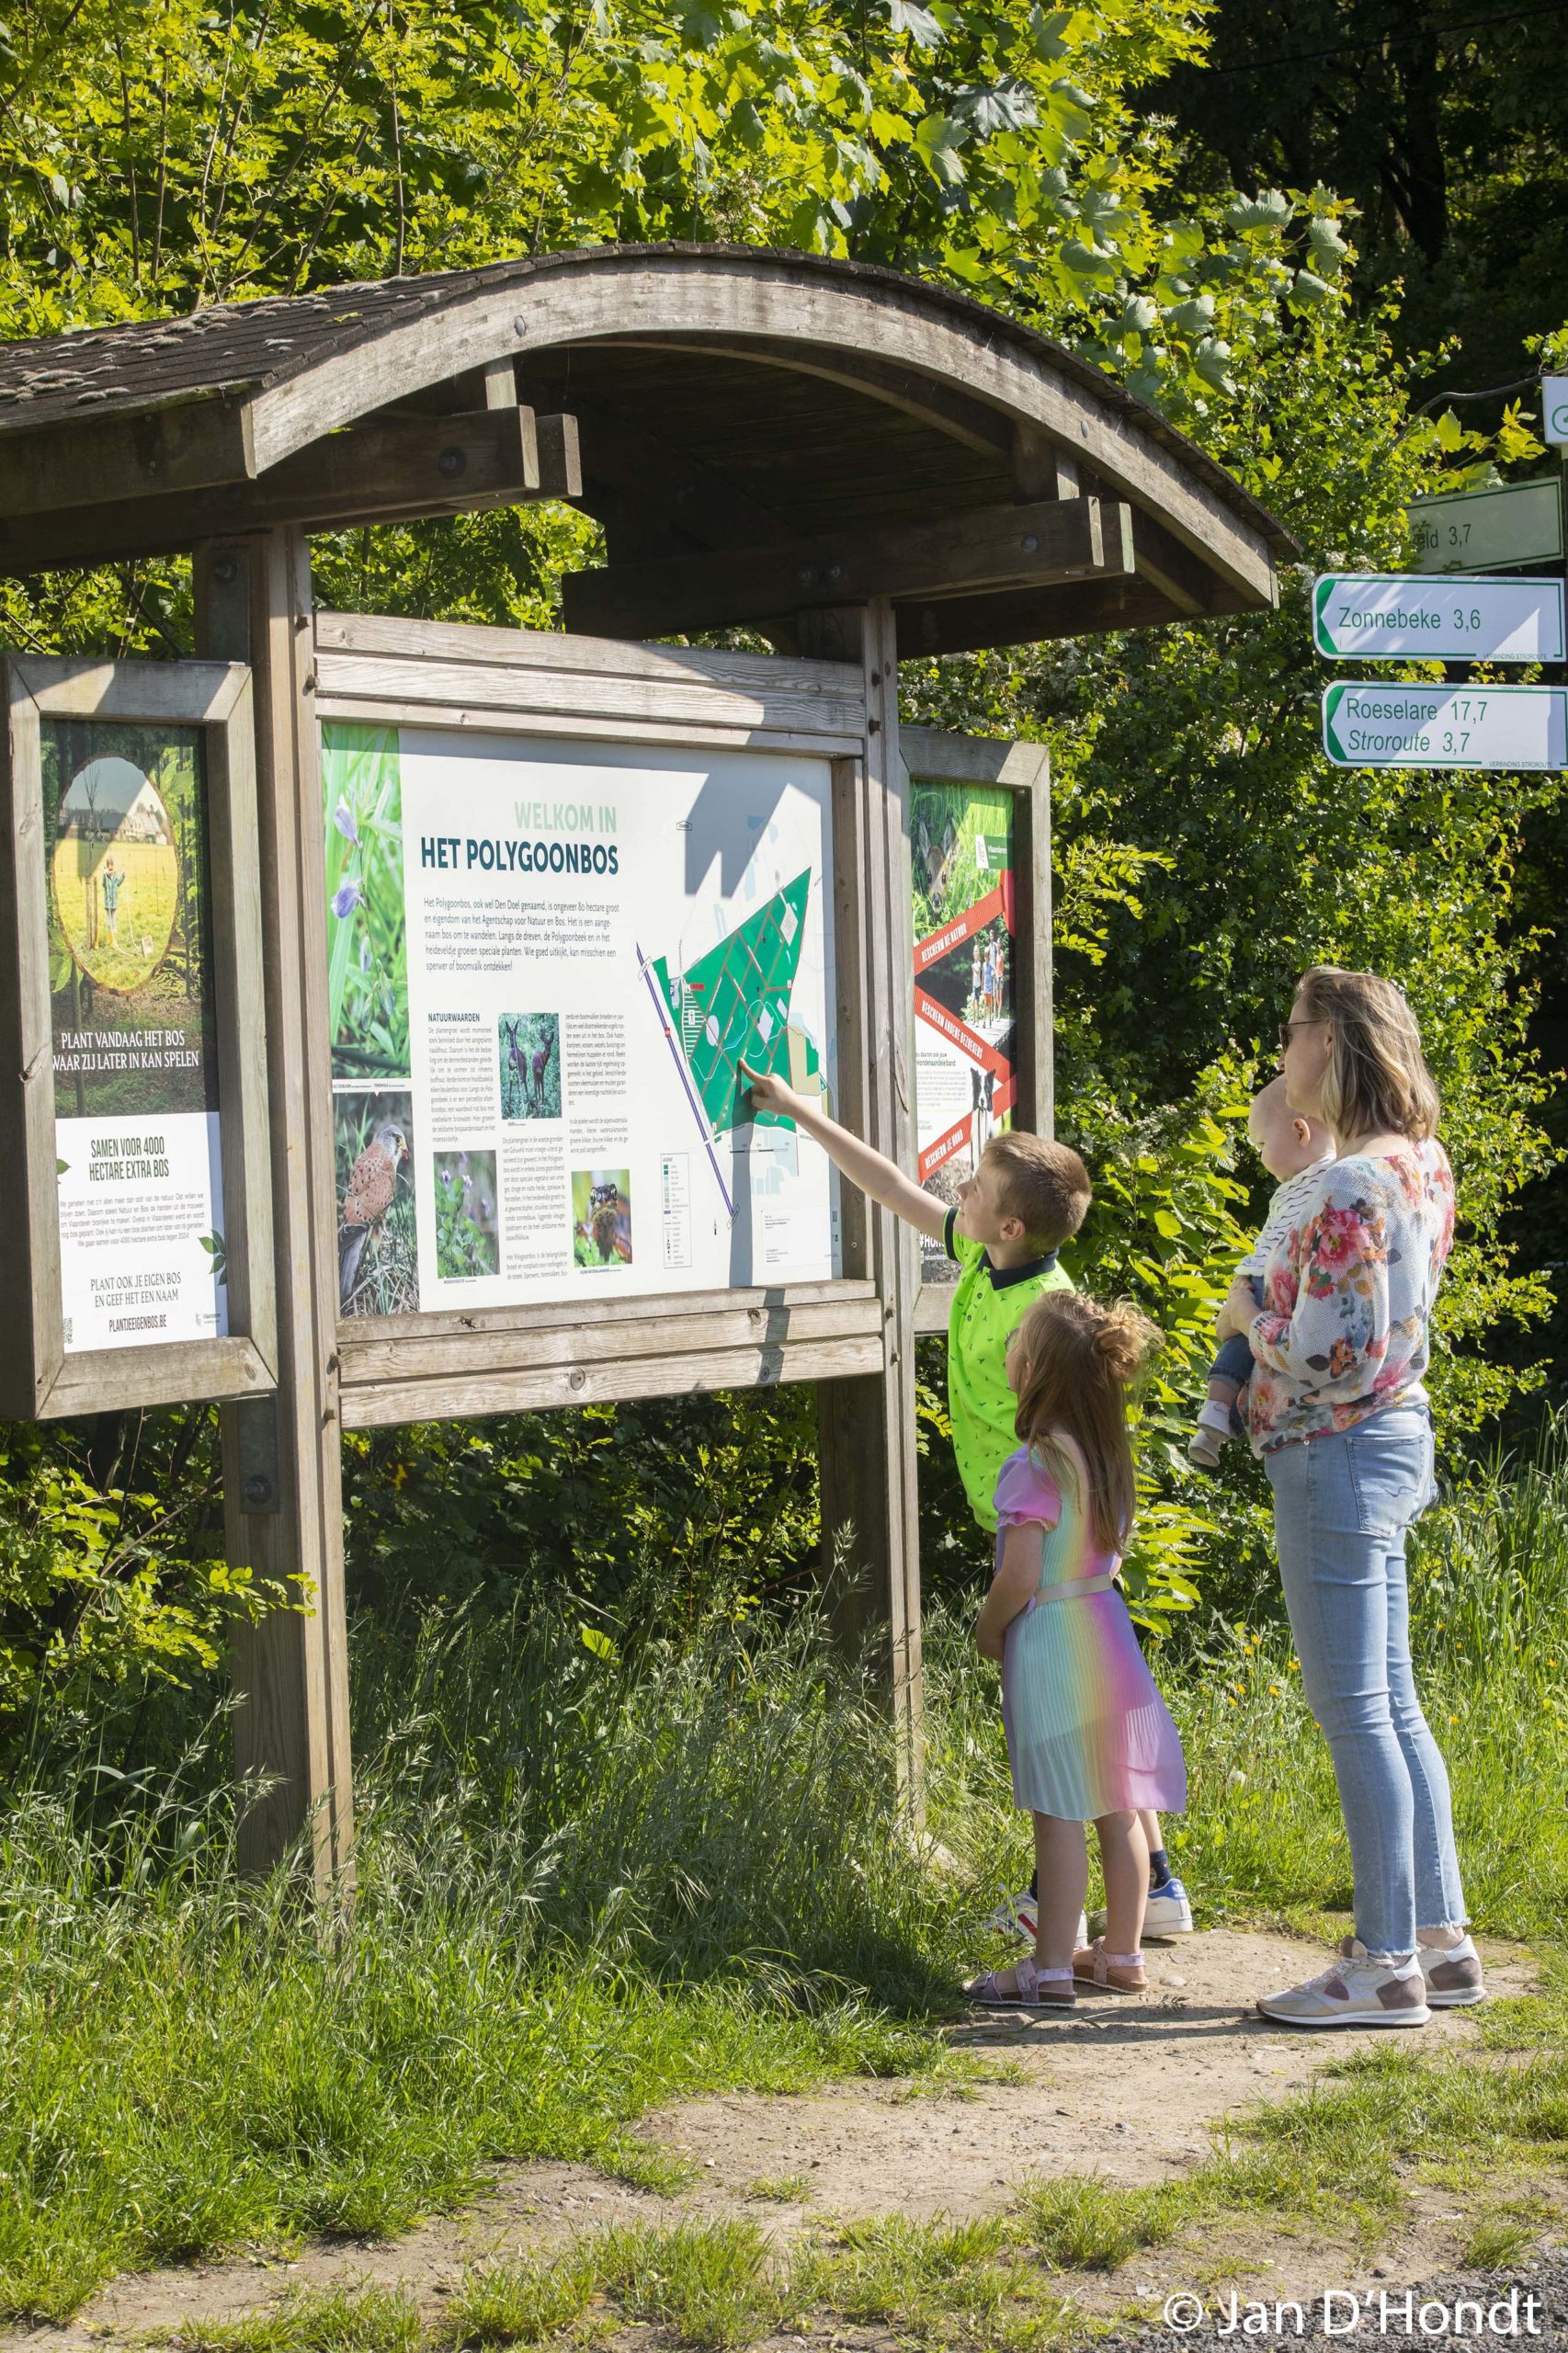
left=335, top=1096, right=416, bottom=1315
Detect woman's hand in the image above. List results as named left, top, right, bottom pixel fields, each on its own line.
left=975, top=1621, right=1006, bottom=1664
left=1214, top=1275, right=1258, bottom=1345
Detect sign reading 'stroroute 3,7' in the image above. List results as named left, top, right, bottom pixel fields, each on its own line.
left=1312, top=573, right=1565, bottom=663
left=1322, top=681, right=1568, bottom=770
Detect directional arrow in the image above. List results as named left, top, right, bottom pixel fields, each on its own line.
left=1312, top=572, right=1564, bottom=662
left=1322, top=681, right=1568, bottom=769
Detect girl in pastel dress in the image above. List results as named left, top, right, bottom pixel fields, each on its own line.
left=966, top=1290, right=1187, bottom=2009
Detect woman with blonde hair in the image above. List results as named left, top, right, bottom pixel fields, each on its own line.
left=1214, top=966, right=1482, bottom=2027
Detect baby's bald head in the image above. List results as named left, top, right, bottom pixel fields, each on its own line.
left=1248, top=1074, right=1333, bottom=1181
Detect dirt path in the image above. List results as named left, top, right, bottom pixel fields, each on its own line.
left=6, top=1931, right=1535, bottom=2353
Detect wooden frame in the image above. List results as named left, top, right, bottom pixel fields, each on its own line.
left=899, top=726, right=1051, bottom=1340
left=0, top=655, right=277, bottom=1416
left=312, top=610, right=888, bottom=1430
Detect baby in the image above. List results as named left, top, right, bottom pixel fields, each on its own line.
left=1188, top=1076, right=1335, bottom=1469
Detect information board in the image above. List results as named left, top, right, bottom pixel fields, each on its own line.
left=909, top=776, right=1017, bottom=1289
left=1312, top=573, right=1565, bottom=663
left=1322, top=681, right=1568, bottom=770
left=41, top=717, right=226, bottom=1353
left=322, top=723, right=841, bottom=1317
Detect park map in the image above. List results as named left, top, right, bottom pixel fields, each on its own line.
left=649, top=868, right=825, bottom=1141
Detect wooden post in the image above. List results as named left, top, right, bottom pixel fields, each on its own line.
left=811, top=598, right=924, bottom=1812
left=195, top=529, right=355, bottom=1892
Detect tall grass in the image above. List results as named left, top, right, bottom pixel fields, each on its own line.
left=6, top=1420, right=1568, bottom=2323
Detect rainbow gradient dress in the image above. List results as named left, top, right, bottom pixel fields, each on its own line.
left=995, top=1448, right=1187, bottom=1823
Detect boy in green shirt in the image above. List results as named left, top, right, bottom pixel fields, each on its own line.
left=743, top=1061, right=1085, bottom=1518
left=740, top=1062, right=1191, bottom=1942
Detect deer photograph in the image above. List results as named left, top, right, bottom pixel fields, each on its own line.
left=497, top=1011, right=561, bottom=1121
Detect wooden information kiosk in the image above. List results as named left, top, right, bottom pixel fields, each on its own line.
left=0, top=245, right=1290, bottom=1884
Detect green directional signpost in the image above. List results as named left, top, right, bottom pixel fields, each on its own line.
left=1322, top=681, right=1568, bottom=771
left=1406, top=478, right=1563, bottom=574
left=1312, top=573, right=1565, bottom=662
left=1545, top=378, right=1568, bottom=446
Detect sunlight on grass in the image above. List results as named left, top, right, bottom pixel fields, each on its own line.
left=172, top=2285, right=424, bottom=2353
left=441, top=2253, right=597, bottom=2347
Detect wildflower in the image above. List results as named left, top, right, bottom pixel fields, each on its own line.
left=332, top=877, right=362, bottom=918
left=360, top=937, right=371, bottom=972
left=333, top=798, right=360, bottom=846
left=1267, top=1682, right=1282, bottom=1695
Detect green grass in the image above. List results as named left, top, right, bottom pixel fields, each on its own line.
left=173, top=2285, right=426, bottom=2353
left=442, top=2253, right=598, bottom=2347
left=7, top=1427, right=1568, bottom=2328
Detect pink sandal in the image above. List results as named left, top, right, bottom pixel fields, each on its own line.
left=964, top=1956, right=1075, bottom=2009
left=1072, top=1939, right=1147, bottom=1995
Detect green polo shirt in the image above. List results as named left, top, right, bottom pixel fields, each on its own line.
left=944, top=1205, right=1074, bottom=1532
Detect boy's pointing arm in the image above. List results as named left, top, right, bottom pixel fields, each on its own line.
left=739, top=1059, right=949, bottom=1240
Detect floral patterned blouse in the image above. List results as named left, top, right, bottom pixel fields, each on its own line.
left=1245, top=1138, right=1455, bottom=1455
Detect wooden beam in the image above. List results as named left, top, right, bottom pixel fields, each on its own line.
left=813, top=601, right=924, bottom=1813
left=1129, top=506, right=1216, bottom=616
left=571, top=334, right=1018, bottom=463
left=564, top=396, right=796, bottom=561
left=0, top=391, right=257, bottom=518
left=197, top=529, right=356, bottom=1894
left=0, top=408, right=581, bottom=575
left=563, top=495, right=1131, bottom=640
left=534, top=410, right=582, bottom=501
left=893, top=568, right=1251, bottom=658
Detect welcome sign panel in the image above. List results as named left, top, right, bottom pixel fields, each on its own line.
left=322, top=723, right=842, bottom=1318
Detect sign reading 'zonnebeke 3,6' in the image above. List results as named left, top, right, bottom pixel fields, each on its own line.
left=1312, top=573, right=1565, bottom=664
left=1322, top=682, right=1568, bottom=771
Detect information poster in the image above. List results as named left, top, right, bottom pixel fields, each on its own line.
left=909, top=779, right=1017, bottom=1288
left=322, top=722, right=841, bottom=1317
left=41, top=720, right=226, bottom=1353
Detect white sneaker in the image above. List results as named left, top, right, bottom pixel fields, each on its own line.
left=1418, top=1934, right=1486, bottom=2007
left=1256, top=1938, right=1430, bottom=2029
left=1142, top=1877, right=1194, bottom=1938
left=985, top=1889, right=1088, bottom=1949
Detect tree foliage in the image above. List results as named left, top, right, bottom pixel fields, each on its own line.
left=0, top=0, right=1562, bottom=1685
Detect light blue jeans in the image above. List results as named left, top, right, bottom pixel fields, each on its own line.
left=1265, top=1404, right=1466, bottom=1957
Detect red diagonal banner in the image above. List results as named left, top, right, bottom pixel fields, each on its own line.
left=914, top=983, right=1011, bottom=1075
left=915, top=881, right=1006, bottom=974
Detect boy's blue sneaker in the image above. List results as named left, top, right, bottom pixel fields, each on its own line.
left=986, top=1889, right=1089, bottom=1949
left=1142, top=1876, right=1194, bottom=1939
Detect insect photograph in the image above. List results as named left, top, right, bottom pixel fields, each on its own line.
left=571, top=1169, right=631, bottom=1270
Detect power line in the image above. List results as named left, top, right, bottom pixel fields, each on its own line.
left=1206, top=1, right=1568, bottom=75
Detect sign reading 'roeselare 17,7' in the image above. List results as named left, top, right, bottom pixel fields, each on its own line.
left=1322, top=681, right=1568, bottom=770
left=1312, top=573, right=1565, bottom=663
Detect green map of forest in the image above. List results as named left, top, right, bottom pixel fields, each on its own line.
left=652, top=870, right=823, bottom=1138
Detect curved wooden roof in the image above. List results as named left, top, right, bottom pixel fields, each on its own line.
left=0, top=244, right=1292, bottom=653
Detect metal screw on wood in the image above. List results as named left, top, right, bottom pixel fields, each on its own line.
left=243, top=1474, right=274, bottom=1509
left=438, top=446, right=467, bottom=478
left=211, top=553, right=239, bottom=585
left=1020, top=533, right=1039, bottom=552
